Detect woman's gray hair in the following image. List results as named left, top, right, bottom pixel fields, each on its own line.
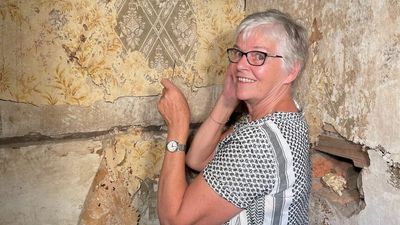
left=236, top=9, right=309, bottom=73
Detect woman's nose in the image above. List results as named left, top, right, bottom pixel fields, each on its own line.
left=236, top=54, right=250, bottom=69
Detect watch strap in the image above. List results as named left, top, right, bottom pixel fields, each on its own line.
left=176, top=144, right=186, bottom=152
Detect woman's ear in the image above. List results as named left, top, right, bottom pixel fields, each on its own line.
left=283, top=63, right=301, bottom=84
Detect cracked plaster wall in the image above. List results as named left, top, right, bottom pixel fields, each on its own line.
left=247, top=0, right=400, bottom=224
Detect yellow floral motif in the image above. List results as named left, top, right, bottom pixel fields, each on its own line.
left=8, top=75, right=42, bottom=104
left=52, top=65, right=86, bottom=105
left=42, top=92, right=59, bottom=105
left=192, top=0, right=244, bottom=86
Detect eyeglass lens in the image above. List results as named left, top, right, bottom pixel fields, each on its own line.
left=227, top=48, right=266, bottom=66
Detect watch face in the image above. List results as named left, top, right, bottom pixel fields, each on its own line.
left=166, top=141, right=178, bottom=152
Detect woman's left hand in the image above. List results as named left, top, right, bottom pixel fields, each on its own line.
left=157, top=79, right=190, bottom=142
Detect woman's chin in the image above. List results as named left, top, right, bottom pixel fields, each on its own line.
left=236, top=93, right=249, bottom=102
left=235, top=88, right=252, bottom=100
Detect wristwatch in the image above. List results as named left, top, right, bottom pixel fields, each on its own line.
left=166, top=140, right=186, bottom=153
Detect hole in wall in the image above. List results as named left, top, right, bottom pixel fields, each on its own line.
left=311, top=123, right=369, bottom=217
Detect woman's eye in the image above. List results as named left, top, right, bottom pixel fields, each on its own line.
left=255, top=53, right=266, bottom=60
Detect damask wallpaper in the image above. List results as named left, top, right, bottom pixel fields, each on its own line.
left=0, top=0, right=244, bottom=105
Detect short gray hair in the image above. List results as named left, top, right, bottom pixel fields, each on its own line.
left=236, top=9, right=309, bottom=73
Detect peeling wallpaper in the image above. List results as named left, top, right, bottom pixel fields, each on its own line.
left=79, top=128, right=165, bottom=224
left=104, top=128, right=164, bottom=189
left=0, top=0, right=244, bottom=105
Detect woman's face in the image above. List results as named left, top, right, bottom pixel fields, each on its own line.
left=229, top=27, right=292, bottom=106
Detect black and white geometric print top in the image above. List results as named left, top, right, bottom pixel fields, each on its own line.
left=203, top=111, right=311, bottom=225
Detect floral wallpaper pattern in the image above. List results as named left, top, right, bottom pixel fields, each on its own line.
left=0, top=0, right=244, bottom=105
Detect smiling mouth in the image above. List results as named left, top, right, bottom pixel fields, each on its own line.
left=237, top=76, right=256, bottom=83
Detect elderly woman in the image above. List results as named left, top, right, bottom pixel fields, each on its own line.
left=157, top=9, right=310, bottom=225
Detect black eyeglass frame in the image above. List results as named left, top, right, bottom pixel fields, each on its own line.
left=226, top=48, right=283, bottom=66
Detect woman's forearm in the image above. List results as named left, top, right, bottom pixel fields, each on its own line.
left=186, top=94, right=237, bottom=171
left=157, top=148, right=187, bottom=224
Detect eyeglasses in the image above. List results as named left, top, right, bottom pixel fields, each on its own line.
left=226, top=48, right=283, bottom=66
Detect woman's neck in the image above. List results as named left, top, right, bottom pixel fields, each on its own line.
left=245, top=85, right=296, bottom=121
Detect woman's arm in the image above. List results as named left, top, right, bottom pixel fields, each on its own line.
left=186, top=66, right=238, bottom=171
left=185, top=95, right=236, bottom=171
left=157, top=79, right=241, bottom=225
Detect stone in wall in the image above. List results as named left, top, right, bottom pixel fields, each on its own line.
left=0, top=82, right=221, bottom=138
left=0, top=139, right=102, bottom=225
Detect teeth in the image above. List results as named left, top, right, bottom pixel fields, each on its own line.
left=238, top=77, right=255, bottom=83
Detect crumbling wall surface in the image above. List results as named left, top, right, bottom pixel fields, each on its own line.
left=248, top=0, right=400, bottom=224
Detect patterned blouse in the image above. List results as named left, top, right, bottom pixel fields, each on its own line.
left=203, top=112, right=311, bottom=225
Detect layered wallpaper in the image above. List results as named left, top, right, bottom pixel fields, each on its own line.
left=0, top=0, right=244, bottom=105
